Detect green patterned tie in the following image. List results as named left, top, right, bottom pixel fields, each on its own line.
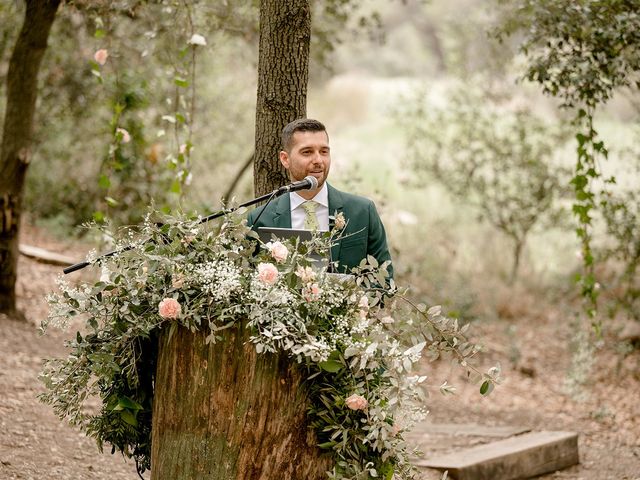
left=302, top=201, right=319, bottom=231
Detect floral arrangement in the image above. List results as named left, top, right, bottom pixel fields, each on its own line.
left=40, top=210, right=499, bottom=479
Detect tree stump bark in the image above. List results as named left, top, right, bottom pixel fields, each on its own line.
left=151, top=322, right=332, bottom=479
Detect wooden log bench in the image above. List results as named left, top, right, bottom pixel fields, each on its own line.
left=415, top=430, right=579, bottom=480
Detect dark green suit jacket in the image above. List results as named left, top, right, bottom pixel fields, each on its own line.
left=247, top=183, right=393, bottom=278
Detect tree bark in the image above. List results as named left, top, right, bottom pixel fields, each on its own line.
left=151, top=324, right=332, bottom=479
left=151, top=3, right=324, bottom=478
left=253, top=0, right=311, bottom=196
left=0, top=0, right=60, bottom=315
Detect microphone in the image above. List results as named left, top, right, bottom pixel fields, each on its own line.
left=278, top=175, right=319, bottom=193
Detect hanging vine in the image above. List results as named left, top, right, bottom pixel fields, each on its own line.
left=495, top=0, right=640, bottom=329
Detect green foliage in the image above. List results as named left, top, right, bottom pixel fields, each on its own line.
left=40, top=210, right=498, bottom=478
left=22, top=5, right=175, bottom=228
left=21, top=2, right=258, bottom=230
left=399, top=83, right=572, bottom=282
left=570, top=112, right=604, bottom=321
left=599, top=186, right=640, bottom=321
left=495, top=0, right=640, bottom=323
left=495, top=0, right=640, bottom=110
left=14, top=0, right=404, bottom=233
left=312, top=0, right=384, bottom=70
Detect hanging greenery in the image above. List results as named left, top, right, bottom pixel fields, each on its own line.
left=495, top=0, right=640, bottom=327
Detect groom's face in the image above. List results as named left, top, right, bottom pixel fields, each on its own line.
left=279, top=130, right=331, bottom=189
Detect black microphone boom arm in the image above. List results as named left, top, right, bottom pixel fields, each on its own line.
left=63, top=179, right=315, bottom=275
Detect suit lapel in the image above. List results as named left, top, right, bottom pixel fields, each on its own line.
left=328, top=184, right=345, bottom=266
left=272, top=194, right=292, bottom=228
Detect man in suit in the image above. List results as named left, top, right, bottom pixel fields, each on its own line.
left=247, top=118, right=393, bottom=278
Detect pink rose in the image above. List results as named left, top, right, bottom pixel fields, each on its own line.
left=295, top=266, right=316, bottom=283
left=257, top=263, right=279, bottom=285
left=158, top=298, right=181, bottom=319
left=267, top=241, right=289, bottom=263
left=94, top=49, right=108, bottom=66
left=116, top=127, right=131, bottom=143
left=345, top=394, right=368, bottom=411
left=302, top=283, right=322, bottom=302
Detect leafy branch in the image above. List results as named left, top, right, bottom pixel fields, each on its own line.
left=495, top=0, right=640, bottom=325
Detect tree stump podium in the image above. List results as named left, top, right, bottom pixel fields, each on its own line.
left=151, top=322, right=332, bottom=479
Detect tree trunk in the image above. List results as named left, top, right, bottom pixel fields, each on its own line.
left=151, top=323, right=332, bottom=479
left=509, top=237, right=524, bottom=285
left=0, top=0, right=60, bottom=315
left=253, top=0, right=311, bottom=196
left=151, top=3, right=324, bottom=477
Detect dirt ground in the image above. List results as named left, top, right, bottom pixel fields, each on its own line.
left=419, top=312, right=640, bottom=480
left=0, top=225, right=639, bottom=480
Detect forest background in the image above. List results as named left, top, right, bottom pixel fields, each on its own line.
left=2, top=0, right=637, bottom=333
left=0, top=0, right=639, bottom=478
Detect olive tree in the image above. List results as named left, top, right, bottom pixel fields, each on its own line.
left=401, top=85, right=571, bottom=283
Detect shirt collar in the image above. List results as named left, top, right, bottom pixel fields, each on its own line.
left=290, top=182, right=328, bottom=211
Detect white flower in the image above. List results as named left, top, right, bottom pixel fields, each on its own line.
left=188, top=33, right=207, bottom=46
left=193, top=260, right=243, bottom=302
left=380, top=316, right=394, bottom=324
left=334, top=212, right=346, bottom=230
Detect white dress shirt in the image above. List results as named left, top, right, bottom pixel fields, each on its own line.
left=290, top=182, right=329, bottom=231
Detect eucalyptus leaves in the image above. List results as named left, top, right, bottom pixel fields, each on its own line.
left=40, top=210, right=497, bottom=479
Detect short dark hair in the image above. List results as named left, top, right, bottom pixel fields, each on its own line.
left=281, top=118, right=328, bottom=152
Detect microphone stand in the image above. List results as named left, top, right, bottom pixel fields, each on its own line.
left=63, top=187, right=288, bottom=274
